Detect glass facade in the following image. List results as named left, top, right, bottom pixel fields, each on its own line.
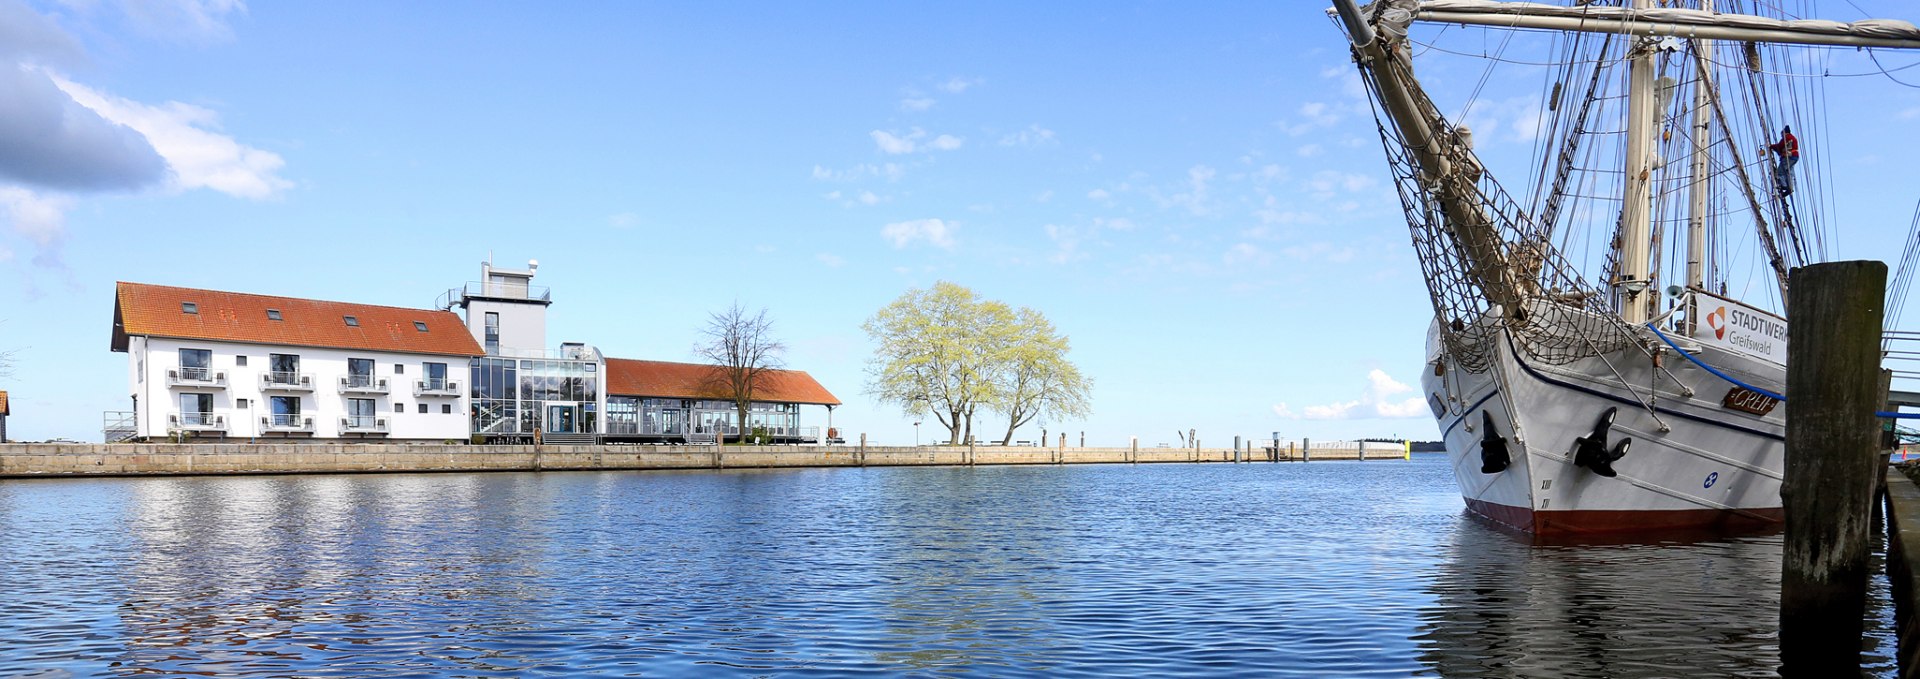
left=602, top=397, right=796, bottom=437
left=469, top=357, right=599, bottom=437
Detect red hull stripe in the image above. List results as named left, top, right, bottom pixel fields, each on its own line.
left=1465, top=498, right=1784, bottom=535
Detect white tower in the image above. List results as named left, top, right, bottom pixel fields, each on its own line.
left=457, top=258, right=549, bottom=355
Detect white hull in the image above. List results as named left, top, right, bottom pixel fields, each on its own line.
left=1424, top=319, right=1786, bottom=535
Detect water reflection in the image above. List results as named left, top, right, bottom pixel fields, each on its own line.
left=0, top=459, right=1898, bottom=677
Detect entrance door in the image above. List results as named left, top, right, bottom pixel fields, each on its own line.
left=547, top=404, right=577, bottom=434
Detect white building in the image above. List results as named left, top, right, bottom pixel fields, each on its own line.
left=111, top=282, right=484, bottom=441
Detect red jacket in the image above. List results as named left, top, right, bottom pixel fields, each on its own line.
left=1770, top=133, right=1799, bottom=159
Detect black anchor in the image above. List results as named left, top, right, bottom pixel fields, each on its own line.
left=1572, top=406, right=1631, bottom=478
left=1478, top=410, right=1510, bottom=474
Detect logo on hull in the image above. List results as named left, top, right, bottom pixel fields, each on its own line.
left=1706, top=306, right=1728, bottom=340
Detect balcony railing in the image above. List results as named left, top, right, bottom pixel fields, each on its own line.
left=338, top=375, right=390, bottom=395
left=166, top=367, right=228, bottom=389
left=414, top=378, right=461, bottom=397
left=448, top=281, right=552, bottom=304
left=103, top=411, right=137, bottom=443
left=341, top=416, right=389, bottom=434
left=168, top=412, right=226, bottom=431
left=260, top=372, right=315, bottom=392
left=261, top=414, right=314, bottom=432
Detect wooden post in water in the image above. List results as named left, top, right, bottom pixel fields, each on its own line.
left=1781, top=260, right=1886, bottom=675
left=859, top=433, right=867, bottom=467
left=1130, top=436, right=1138, bottom=463
left=1303, top=438, right=1311, bottom=463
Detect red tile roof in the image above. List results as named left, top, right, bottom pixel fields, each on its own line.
left=604, top=358, right=841, bottom=405
left=112, top=282, right=484, bottom=357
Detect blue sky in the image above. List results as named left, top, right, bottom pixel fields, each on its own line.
left=5, top=1, right=1920, bottom=445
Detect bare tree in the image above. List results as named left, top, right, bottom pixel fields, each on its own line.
left=696, top=303, right=786, bottom=444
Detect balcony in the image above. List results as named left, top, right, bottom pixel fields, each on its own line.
left=441, top=281, right=552, bottom=307
left=338, top=375, right=390, bottom=395
left=166, top=367, right=228, bottom=389
left=340, top=416, right=389, bottom=434
left=260, top=372, right=315, bottom=392
left=168, top=412, right=226, bottom=433
left=414, top=378, right=461, bottom=397
left=261, top=413, right=314, bottom=433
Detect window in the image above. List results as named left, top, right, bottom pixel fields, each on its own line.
left=419, top=403, right=429, bottom=414
left=484, top=312, right=500, bottom=354
left=395, top=402, right=405, bottom=413
left=268, top=354, right=300, bottom=384
left=347, top=358, right=375, bottom=388
left=182, top=302, right=198, bottom=314
left=394, top=364, right=405, bottom=374
left=266, top=309, right=282, bottom=321
left=414, top=321, right=429, bottom=332
left=179, top=393, right=213, bottom=425
left=442, top=404, right=452, bottom=414
left=178, top=348, right=212, bottom=382
left=344, top=315, right=360, bottom=327
left=235, top=355, right=248, bottom=367
left=236, top=398, right=249, bottom=409
left=269, top=395, right=300, bottom=428
left=347, top=398, right=377, bottom=429
left=423, top=362, right=448, bottom=391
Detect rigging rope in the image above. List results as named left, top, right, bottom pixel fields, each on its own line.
left=1646, top=323, right=1920, bottom=418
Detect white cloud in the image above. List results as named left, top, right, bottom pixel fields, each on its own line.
left=1222, top=242, right=1269, bottom=266
left=54, top=75, right=290, bottom=199
left=998, top=124, right=1056, bottom=147
left=116, top=0, right=249, bottom=43
left=938, top=76, right=981, bottom=93
left=1044, top=223, right=1085, bottom=263
left=857, top=190, right=881, bottom=205
left=871, top=129, right=917, bottom=155
left=1297, top=144, right=1322, bottom=158
left=881, top=218, right=956, bottom=249
left=1275, top=369, right=1428, bottom=420
left=812, top=162, right=904, bottom=182
left=0, top=186, right=71, bottom=246
left=1097, top=217, right=1135, bottom=231
left=1087, top=188, right=1110, bottom=201
left=816, top=252, right=845, bottom=268
left=608, top=212, right=639, bottom=228
left=900, top=96, right=935, bottom=112
left=870, top=128, right=962, bottom=155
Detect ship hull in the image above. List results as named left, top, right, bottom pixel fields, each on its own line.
left=1425, top=321, right=1786, bottom=536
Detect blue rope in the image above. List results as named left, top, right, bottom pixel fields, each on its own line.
left=1645, top=323, right=1920, bottom=419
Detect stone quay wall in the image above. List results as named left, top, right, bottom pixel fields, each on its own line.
left=0, top=441, right=1403, bottom=478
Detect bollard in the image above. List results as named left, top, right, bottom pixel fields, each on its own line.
left=1234, top=436, right=1242, bottom=463
left=1359, top=441, right=1367, bottom=461
left=1130, top=436, right=1138, bottom=464
left=1303, top=438, right=1311, bottom=463
left=1780, top=260, right=1887, bottom=675
left=859, top=433, right=867, bottom=467
left=1058, top=433, right=1066, bottom=464
left=1273, top=433, right=1281, bottom=463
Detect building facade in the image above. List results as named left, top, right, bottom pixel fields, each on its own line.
left=112, top=283, right=483, bottom=441
left=108, top=260, right=841, bottom=444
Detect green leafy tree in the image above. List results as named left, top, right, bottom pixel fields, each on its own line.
left=863, top=282, right=1006, bottom=444
left=864, top=283, right=1091, bottom=445
left=988, top=307, right=1091, bottom=445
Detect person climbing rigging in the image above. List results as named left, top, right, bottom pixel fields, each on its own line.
left=1767, top=126, right=1799, bottom=197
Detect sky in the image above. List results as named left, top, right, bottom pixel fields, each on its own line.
left=5, top=0, right=1920, bottom=446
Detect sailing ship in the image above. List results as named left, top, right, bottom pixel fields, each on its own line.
left=1329, top=0, right=1920, bottom=534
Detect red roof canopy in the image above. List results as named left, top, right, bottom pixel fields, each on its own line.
left=604, top=358, right=840, bottom=405
left=112, top=282, right=484, bottom=357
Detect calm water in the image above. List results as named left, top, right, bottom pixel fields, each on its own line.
left=0, top=456, right=1894, bottom=677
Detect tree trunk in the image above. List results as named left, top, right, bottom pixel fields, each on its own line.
left=948, top=407, right=963, bottom=444
left=737, top=403, right=749, bottom=444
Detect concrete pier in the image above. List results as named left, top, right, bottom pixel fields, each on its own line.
left=0, top=441, right=1404, bottom=478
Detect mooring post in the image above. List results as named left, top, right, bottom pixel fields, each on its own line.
left=1781, top=260, right=1887, bottom=675
left=1303, top=438, right=1311, bottom=463
left=1234, top=435, right=1242, bottom=463
left=859, top=433, right=867, bottom=467
left=1130, top=436, right=1138, bottom=464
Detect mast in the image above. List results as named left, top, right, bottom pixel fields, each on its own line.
left=1684, top=0, right=1714, bottom=335
left=1617, top=0, right=1658, bottom=324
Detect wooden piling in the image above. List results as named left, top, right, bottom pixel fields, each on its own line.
left=1130, top=437, right=1138, bottom=463
left=1781, top=260, right=1887, bottom=675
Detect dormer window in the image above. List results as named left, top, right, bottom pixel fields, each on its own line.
left=414, top=321, right=429, bottom=332
left=182, top=302, right=198, bottom=314
left=267, top=309, right=282, bottom=321
left=344, top=315, right=360, bottom=327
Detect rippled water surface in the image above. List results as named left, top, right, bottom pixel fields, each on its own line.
left=0, top=457, right=1894, bottom=676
